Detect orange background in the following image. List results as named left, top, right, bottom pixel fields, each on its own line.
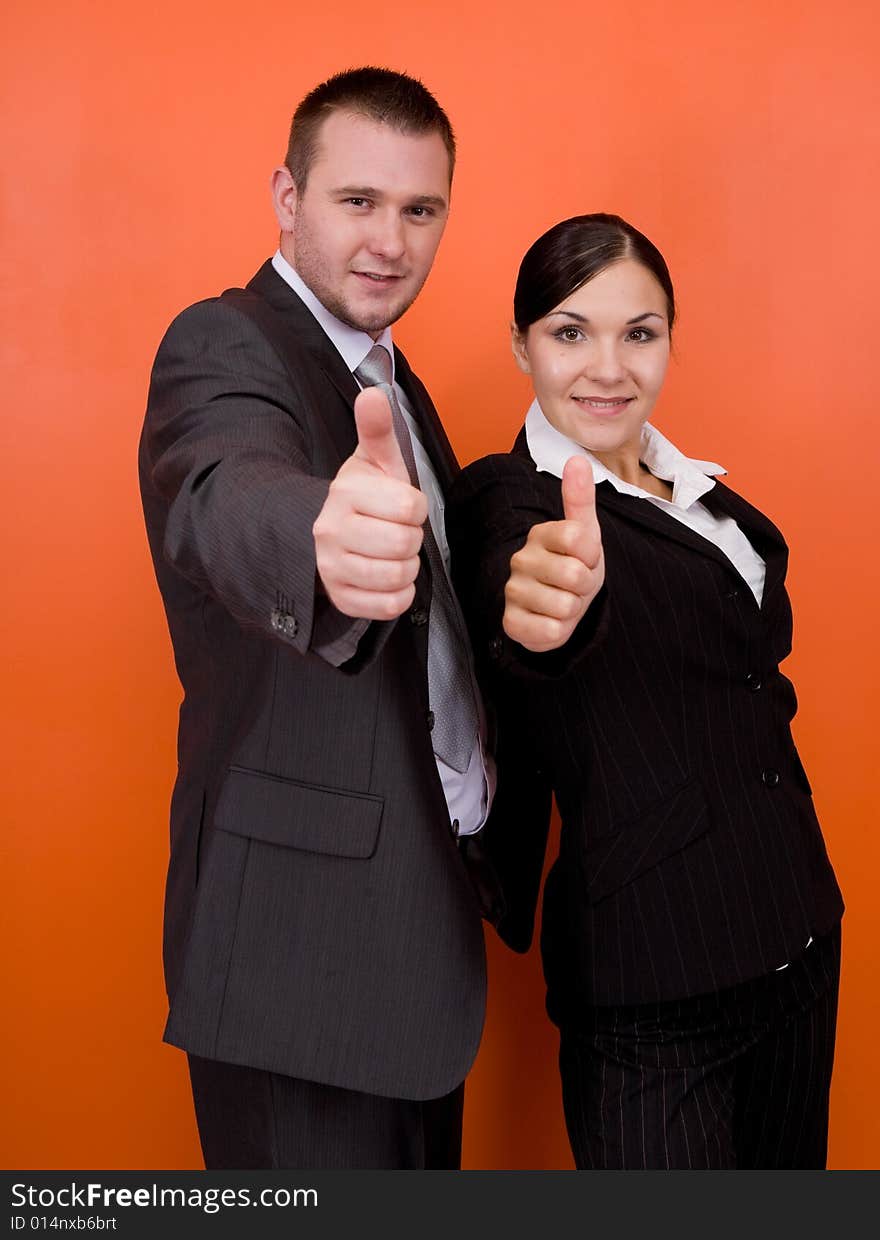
left=3, top=0, right=878, bottom=1169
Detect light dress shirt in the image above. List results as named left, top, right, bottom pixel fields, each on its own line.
left=271, top=252, right=493, bottom=835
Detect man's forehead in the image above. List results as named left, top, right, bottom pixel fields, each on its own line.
left=308, top=110, right=451, bottom=191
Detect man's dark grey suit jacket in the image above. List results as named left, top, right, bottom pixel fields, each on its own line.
left=138, top=261, right=497, bottom=1101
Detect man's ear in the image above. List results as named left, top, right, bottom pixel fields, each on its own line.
left=511, top=324, right=531, bottom=374
left=271, top=166, right=298, bottom=233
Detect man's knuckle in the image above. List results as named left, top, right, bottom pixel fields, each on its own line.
left=399, top=489, right=424, bottom=525
left=392, top=559, right=413, bottom=589
left=375, top=593, right=397, bottom=620
left=393, top=525, right=416, bottom=557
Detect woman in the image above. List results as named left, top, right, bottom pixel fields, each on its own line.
left=447, top=214, right=844, bottom=1169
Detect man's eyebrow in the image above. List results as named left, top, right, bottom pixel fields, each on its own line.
left=544, top=310, right=666, bottom=324
left=409, top=193, right=448, bottom=208
left=332, top=186, right=448, bottom=209
left=332, top=185, right=381, bottom=198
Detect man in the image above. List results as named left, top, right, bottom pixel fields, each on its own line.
left=139, top=67, right=502, bottom=1169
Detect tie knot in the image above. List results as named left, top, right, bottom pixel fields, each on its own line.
left=355, top=344, right=393, bottom=389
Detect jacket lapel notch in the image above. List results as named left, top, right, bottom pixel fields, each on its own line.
left=596, top=485, right=734, bottom=574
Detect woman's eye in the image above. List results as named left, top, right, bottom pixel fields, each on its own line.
left=554, top=326, right=584, bottom=343
left=627, top=328, right=656, bottom=343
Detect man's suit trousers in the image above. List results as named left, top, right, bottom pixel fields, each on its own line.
left=187, top=1055, right=465, bottom=1170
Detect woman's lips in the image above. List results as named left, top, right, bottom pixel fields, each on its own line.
left=572, top=395, right=634, bottom=415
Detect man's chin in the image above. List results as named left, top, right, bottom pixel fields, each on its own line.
left=339, top=292, right=416, bottom=336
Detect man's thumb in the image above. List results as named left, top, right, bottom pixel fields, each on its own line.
left=561, top=454, right=597, bottom=526
left=354, top=386, right=409, bottom=482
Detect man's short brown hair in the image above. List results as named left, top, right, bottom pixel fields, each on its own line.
left=285, top=66, right=456, bottom=192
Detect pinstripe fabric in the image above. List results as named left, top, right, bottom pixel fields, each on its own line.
left=559, top=926, right=839, bottom=1169
left=138, top=262, right=493, bottom=1105
left=447, top=435, right=844, bottom=1168
left=451, top=436, right=842, bottom=996
left=446, top=436, right=843, bottom=1011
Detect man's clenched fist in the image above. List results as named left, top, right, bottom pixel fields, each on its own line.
left=503, top=455, right=605, bottom=652
left=313, top=386, right=427, bottom=620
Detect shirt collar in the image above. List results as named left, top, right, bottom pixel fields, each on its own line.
left=524, top=398, right=726, bottom=510
left=272, top=250, right=395, bottom=380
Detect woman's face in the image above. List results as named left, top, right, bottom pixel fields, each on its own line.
left=513, top=258, right=671, bottom=459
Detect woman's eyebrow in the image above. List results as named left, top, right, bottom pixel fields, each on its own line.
left=544, top=310, right=666, bottom=324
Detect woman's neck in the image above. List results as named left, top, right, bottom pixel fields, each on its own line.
left=592, top=448, right=673, bottom=501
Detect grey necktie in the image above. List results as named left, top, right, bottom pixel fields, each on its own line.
left=354, top=344, right=479, bottom=774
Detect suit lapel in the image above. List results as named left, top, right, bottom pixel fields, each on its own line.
left=393, top=347, right=459, bottom=494
left=243, top=263, right=459, bottom=493
left=595, top=484, right=735, bottom=573
left=513, top=416, right=790, bottom=612
left=595, top=481, right=787, bottom=609
left=240, top=261, right=361, bottom=462
left=237, top=264, right=455, bottom=608
left=392, top=348, right=461, bottom=608
left=698, top=480, right=788, bottom=608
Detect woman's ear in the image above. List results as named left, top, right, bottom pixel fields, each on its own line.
left=510, top=323, right=531, bottom=374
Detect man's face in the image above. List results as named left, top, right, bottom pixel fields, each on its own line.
left=280, top=110, right=451, bottom=337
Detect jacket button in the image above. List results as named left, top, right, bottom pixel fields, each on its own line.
left=427, top=711, right=435, bottom=731
left=725, top=588, right=739, bottom=599
left=270, top=608, right=297, bottom=638
left=762, top=768, right=780, bottom=787
left=410, top=605, right=429, bottom=627
left=745, top=672, right=763, bottom=691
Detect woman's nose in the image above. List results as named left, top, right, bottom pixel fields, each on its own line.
left=584, top=342, right=626, bottom=385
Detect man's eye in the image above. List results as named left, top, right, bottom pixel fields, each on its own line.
left=345, top=197, right=370, bottom=208
left=406, top=206, right=434, bottom=219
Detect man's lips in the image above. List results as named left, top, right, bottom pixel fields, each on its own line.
left=352, top=271, right=404, bottom=286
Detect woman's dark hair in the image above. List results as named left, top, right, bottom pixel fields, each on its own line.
left=513, top=213, right=675, bottom=333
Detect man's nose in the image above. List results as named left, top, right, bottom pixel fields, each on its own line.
left=367, top=211, right=406, bottom=261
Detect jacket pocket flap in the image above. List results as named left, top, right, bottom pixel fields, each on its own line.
left=215, top=766, right=383, bottom=859
left=585, top=778, right=710, bottom=905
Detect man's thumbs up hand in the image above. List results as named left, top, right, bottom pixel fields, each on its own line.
left=313, top=388, right=427, bottom=620
left=502, top=454, right=605, bottom=652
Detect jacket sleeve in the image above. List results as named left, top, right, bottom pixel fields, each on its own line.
left=141, top=297, right=392, bottom=667
left=446, top=451, right=608, bottom=953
